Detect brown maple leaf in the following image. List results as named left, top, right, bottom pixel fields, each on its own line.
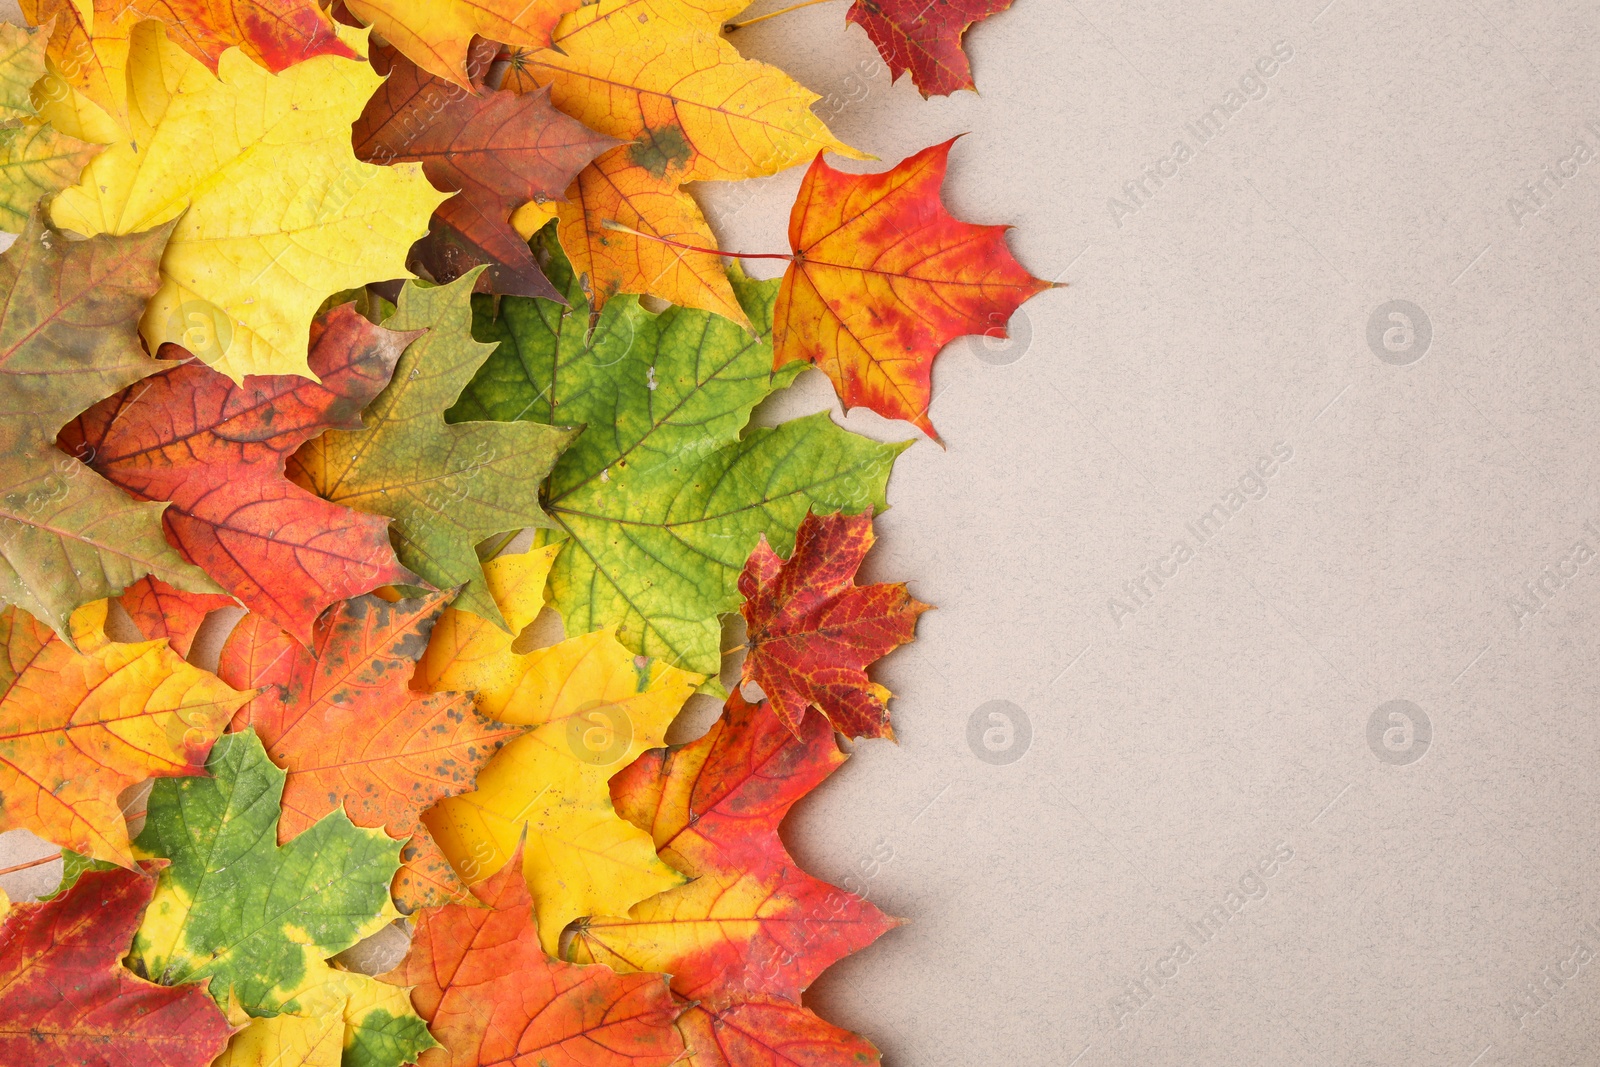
left=353, top=41, right=615, bottom=298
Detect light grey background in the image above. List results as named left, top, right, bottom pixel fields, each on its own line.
left=5, top=1, right=1600, bottom=1065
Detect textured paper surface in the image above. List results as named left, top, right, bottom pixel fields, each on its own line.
left=4, top=1, right=1600, bottom=1064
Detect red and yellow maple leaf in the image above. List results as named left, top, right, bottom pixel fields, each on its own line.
left=126, top=0, right=358, bottom=73
left=569, top=690, right=899, bottom=1004
left=674, top=995, right=881, bottom=1067
left=116, top=576, right=235, bottom=659
left=0, top=864, right=232, bottom=1067
left=0, top=600, right=248, bottom=866
left=353, top=42, right=615, bottom=299
left=381, top=841, right=684, bottom=1067
left=22, top=0, right=138, bottom=131
left=24, top=0, right=358, bottom=134
left=217, top=590, right=523, bottom=910
left=342, top=0, right=579, bottom=92
left=740, top=509, right=928, bottom=740
left=59, top=303, right=419, bottom=647
left=773, top=138, right=1058, bottom=439
left=845, top=0, right=1017, bottom=97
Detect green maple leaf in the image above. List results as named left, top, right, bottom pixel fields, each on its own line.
left=0, top=22, right=98, bottom=231
left=288, top=269, right=577, bottom=630
left=449, top=225, right=906, bottom=677
left=0, top=214, right=219, bottom=644
left=127, top=729, right=436, bottom=1067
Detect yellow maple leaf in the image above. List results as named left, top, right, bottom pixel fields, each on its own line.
left=0, top=599, right=250, bottom=867
left=501, top=0, right=865, bottom=320
left=213, top=1013, right=342, bottom=1067
left=418, top=546, right=702, bottom=954
left=50, top=21, right=446, bottom=381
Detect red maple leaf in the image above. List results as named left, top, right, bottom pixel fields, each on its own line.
left=572, top=690, right=898, bottom=1006
left=0, top=865, right=231, bottom=1067
left=739, top=509, right=929, bottom=740
left=217, top=589, right=523, bottom=910
left=59, top=303, right=419, bottom=647
left=772, top=138, right=1057, bottom=439
left=845, top=0, right=1018, bottom=96
left=381, top=841, right=684, bottom=1067
left=353, top=41, right=616, bottom=298
left=116, top=575, right=235, bottom=659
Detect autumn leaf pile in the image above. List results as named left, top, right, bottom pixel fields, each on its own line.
left=0, top=0, right=1053, bottom=1064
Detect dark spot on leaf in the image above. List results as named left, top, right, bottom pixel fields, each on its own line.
left=627, top=124, right=691, bottom=179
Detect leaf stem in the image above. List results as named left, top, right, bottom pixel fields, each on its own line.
left=601, top=221, right=793, bottom=262
left=0, top=852, right=61, bottom=878
left=724, top=0, right=839, bottom=31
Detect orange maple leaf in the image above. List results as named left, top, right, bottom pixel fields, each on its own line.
left=382, top=841, right=684, bottom=1067
left=773, top=138, right=1058, bottom=439
left=0, top=601, right=249, bottom=866
left=217, top=590, right=523, bottom=910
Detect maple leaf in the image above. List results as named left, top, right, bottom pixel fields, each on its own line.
left=343, top=0, right=580, bottom=91
left=125, top=0, right=360, bottom=73
left=352, top=42, right=615, bottom=299
left=450, top=225, right=903, bottom=677
left=0, top=598, right=248, bottom=866
left=499, top=0, right=864, bottom=319
left=0, top=864, right=232, bottom=1067
left=128, top=728, right=436, bottom=1067
left=213, top=1012, right=345, bottom=1067
left=60, top=302, right=420, bottom=645
left=212, top=974, right=434, bottom=1067
left=21, top=0, right=138, bottom=132
left=773, top=138, right=1059, bottom=439
left=0, top=214, right=223, bottom=642
left=49, top=20, right=448, bottom=381
left=569, top=691, right=898, bottom=1003
left=0, top=18, right=50, bottom=124
left=555, top=147, right=748, bottom=326
left=0, top=20, right=99, bottom=230
left=116, top=575, right=235, bottom=659
left=287, top=271, right=578, bottom=632
left=380, top=841, right=684, bottom=1067
left=845, top=0, right=1016, bottom=97
left=23, top=0, right=357, bottom=133
left=740, top=509, right=928, bottom=740
left=674, top=995, right=881, bottom=1067
left=216, top=589, right=523, bottom=911
left=418, top=545, right=701, bottom=954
